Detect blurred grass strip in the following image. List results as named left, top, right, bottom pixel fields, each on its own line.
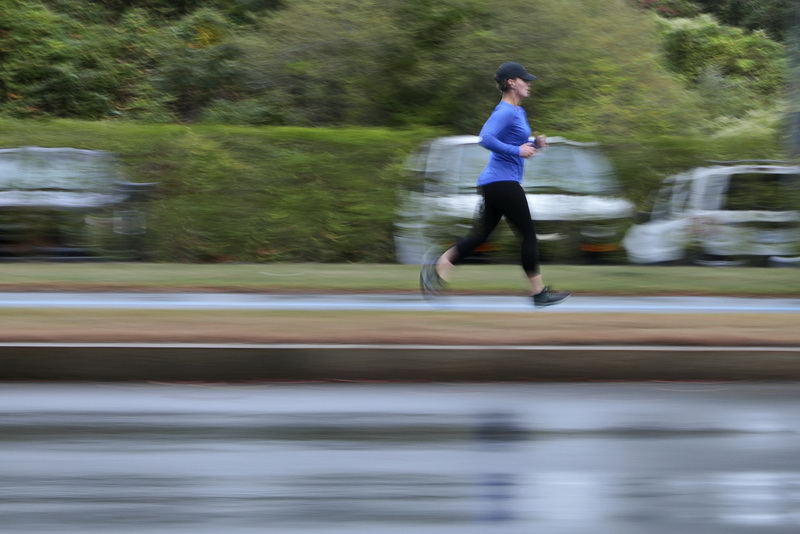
left=0, top=263, right=796, bottom=296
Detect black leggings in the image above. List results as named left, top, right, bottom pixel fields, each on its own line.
left=452, top=180, right=540, bottom=275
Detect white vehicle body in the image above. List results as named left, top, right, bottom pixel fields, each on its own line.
left=395, top=135, right=634, bottom=264
left=624, top=162, right=800, bottom=265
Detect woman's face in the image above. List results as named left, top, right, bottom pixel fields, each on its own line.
left=507, top=77, right=531, bottom=99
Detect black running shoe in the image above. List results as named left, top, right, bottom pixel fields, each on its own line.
left=532, top=287, right=571, bottom=307
left=419, top=249, right=445, bottom=297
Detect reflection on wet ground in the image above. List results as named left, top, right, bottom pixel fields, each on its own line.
left=1, top=382, right=800, bottom=533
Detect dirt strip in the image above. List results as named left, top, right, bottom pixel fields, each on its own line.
left=1, top=308, right=798, bottom=347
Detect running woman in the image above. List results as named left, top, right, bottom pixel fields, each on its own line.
left=420, top=62, right=571, bottom=307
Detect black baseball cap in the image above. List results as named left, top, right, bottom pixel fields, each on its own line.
left=494, top=62, right=537, bottom=82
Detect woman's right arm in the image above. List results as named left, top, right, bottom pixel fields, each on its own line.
left=478, top=107, right=531, bottom=156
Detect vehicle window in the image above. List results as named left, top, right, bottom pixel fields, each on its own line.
left=650, top=185, right=673, bottom=220
left=700, top=173, right=729, bottom=210
left=723, top=172, right=800, bottom=211
left=0, top=148, right=120, bottom=191
left=453, top=142, right=620, bottom=194
left=405, top=143, right=431, bottom=173
left=650, top=178, right=691, bottom=220
left=526, top=144, right=618, bottom=194
left=453, top=143, right=489, bottom=188
left=671, top=179, right=692, bottom=214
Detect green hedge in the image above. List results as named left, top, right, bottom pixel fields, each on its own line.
left=0, top=119, right=440, bottom=262
left=0, top=119, right=782, bottom=262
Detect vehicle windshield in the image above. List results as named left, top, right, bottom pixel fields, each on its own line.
left=650, top=177, right=692, bottom=220
left=453, top=142, right=620, bottom=194
left=0, top=147, right=121, bottom=191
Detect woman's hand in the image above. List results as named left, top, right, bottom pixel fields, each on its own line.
left=519, top=142, right=537, bottom=158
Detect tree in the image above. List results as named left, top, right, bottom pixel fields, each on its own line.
left=658, top=15, right=785, bottom=116
left=634, top=0, right=701, bottom=18
left=4, top=0, right=781, bottom=137
left=635, top=0, right=793, bottom=41
left=233, top=0, right=700, bottom=137
left=1, top=2, right=250, bottom=121
left=40, top=0, right=283, bottom=23
left=693, top=0, right=792, bottom=41
left=154, top=8, right=245, bottom=121
left=0, top=1, right=145, bottom=118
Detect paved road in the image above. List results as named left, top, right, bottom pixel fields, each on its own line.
left=0, top=291, right=799, bottom=313
left=2, top=382, right=800, bottom=534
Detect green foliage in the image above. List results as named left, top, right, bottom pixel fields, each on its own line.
left=233, top=0, right=702, bottom=141
left=1, top=2, right=252, bottom=121
left=154, top=8, right=245, bottom=121
left=41, top=0, right=283, bottom=22
left=656, top=15, right=785, bottom=119
left=2, top=0, right=788, bottom=144
left=635, top=0, right=701, bottom=18
left=200, top=98, right=283, bottom=125
left=636, top=0, right=792, bottom=41
left=603, top=111, right=783, bottom=210
left=693, top=0, right=792, bottom=41
left=523, top=0, right=701, bottom=138
left=372, top=0, right=494, bottom=127
left=1, top=2, right=164, bottom=118
left=0, top=119, right=438, bottom=262
left=232, top=0, right=412, bottom=126
left=1, top=2, right=106, bottom=117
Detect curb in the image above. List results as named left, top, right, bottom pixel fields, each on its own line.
left=3, top=343, right=800, bottom=382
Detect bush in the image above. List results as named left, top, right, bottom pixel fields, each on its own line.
left=0, top=119, right=439, bottom=262
left=657, top=15, right=785, bottom=116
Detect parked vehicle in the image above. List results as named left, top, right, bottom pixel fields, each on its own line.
left=0, top=146, right=157, bottom=260
left=394, top=135, right=634, bottom=264
left=623, top=161, right=800, bottom=266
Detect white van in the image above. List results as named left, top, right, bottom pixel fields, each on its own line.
left=394, top=135, right=635, bottom=264
left=623, top=161, right=800, bottom=266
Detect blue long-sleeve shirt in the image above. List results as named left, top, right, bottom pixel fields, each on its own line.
left=476, top=100, right=534, bottom=186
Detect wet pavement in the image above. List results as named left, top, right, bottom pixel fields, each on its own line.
left=2, top=382, right=800, bottom=533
